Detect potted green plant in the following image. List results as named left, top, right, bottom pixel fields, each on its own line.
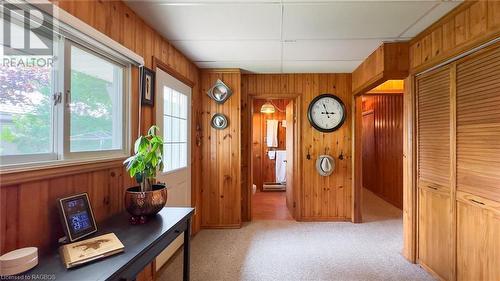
left=123, top=125, right=167, bottom=224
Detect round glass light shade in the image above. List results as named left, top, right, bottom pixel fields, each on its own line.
left=260, top=102, right=275, bottom=114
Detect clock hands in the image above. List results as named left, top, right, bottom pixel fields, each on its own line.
left=321, top=103, right=336, bottom=118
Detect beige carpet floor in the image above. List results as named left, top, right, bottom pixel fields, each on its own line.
left=158, top=189, right=433, bottom=281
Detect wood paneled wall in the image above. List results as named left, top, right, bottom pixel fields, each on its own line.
left=1, top=2, right=202, bottom=272
left=200, top=70, right=242, bottom=228
left=403, top=0, right=500, bottom=266
left=352, top=42, right=409, bottom=95
left=362, top=95, right=403, bottom=209
left=409, top=1, right=500, bottom=73
left=0, top=164, right=125, bottom=255
left=242, top=74, right=352, bottom=221
left=252, top=99, right=289, bottom=190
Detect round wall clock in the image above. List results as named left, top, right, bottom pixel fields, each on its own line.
left=211, top=113, right=229, bottom=130
left=307, top=94, right=346, bottom=133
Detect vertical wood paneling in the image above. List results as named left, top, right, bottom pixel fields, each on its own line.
left=243, top=74, right=352, bottom=221
left=362, top=94, right=403, bottom=209
left=1, top=6, right=201, bottom=279
left=0, top=166, right=128, bottom=255
left=200, top=70, right=241, bottom=228
left=402, top=75, right=416, bottom=262
left=409, top=0, right=500, bottom=72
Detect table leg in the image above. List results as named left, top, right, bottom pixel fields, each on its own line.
left=183, top=218, right=191, bottom=281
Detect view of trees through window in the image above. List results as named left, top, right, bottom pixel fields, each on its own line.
left=0, top=51, right=122, bottom=156
left=0, top=61, right=53, bottom=155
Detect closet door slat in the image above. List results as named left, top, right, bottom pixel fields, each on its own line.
left=456, top=45, right=500, bottom=202
left=417, top=67, right=451, bottom=188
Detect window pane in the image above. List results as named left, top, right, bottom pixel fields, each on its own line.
left=171, top=118, right=180, bottom=142
left=180, top=93, right=187, bottom=119
left=0, top=9, right=55, bottom=156
left=180, top=119, right=187, bottom=142
left=0, top=60, right=54, bottom=156
left=163, top=116, right=172, bottom=142
left=172, top=90, right=180, bottom=117
left=164, top=86, right=172, bottom=116
left=69, top=45, right=123, bottom=152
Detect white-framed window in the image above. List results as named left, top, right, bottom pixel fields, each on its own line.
left=162, top=86, right=188, bottom=173
left=0, top=3, right=132, bottom=168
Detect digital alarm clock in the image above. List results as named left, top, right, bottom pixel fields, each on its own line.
left=58, top=193, right=97, bottom=242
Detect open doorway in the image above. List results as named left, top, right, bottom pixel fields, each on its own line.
left=361, top=94, right=403, bottom=221
left=357, top=81, right=404, bottom=222
left=251, top=99, right=294, bottom=220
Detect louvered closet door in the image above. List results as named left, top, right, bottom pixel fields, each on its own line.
left=417, top=66, right=453, bottom=281
left=456, top=44, right=500, bottom=201
left=456, top=43, right=500, bottom=281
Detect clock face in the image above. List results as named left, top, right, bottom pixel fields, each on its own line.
left=307, top=94, right=346, bottom=132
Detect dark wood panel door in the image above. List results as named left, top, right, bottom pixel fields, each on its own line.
left=362, top=111, right=376, bottom=192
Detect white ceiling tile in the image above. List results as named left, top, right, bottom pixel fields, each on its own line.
left=125, top=2, right=281, bottom=40
left=282, top=2, right=437, bottom=40
left=197, top=61, right=282, bottom=73
left=401, top=1, right=463, bottom=38
left=282, top=60, right=362, bottom=73
left=283, top=39, right=385, bottom=61
left=172, top=40, right=281, bottom=61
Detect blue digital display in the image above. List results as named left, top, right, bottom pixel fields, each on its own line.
left=61, top=196, right=96, bottom=240
left=69, top=211, right=91, bottom=233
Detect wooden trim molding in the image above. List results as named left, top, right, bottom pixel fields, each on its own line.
left=352, top=42, right=410, bottom=96
left=0, top=158, right=125, bottom=186
left=153, top=57, right=195, bottom=88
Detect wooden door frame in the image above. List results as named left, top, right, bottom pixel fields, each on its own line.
left=353, top=82, right=417, bottom=262
left=246, top=94, right=302, bottom=221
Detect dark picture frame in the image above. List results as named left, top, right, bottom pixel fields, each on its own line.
left=140, top=66, right=155, bottom=106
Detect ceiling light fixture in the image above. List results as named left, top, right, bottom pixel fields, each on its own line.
left=260, top=100, right=286, bottom=114
left=260, top=101, right=275, bottom=114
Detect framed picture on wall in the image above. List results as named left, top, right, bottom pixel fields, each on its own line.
left=140, top=66, right=155, bottom=106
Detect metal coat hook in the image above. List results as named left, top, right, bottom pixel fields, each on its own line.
left=306, top=146, right=312, bottom=160
left=339, top=150, right=344, bottom=160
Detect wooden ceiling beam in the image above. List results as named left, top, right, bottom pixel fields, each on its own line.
left=351, top=42, right=410, bottom=96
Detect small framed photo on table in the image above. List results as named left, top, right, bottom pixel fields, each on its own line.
left=141, top=66, right=155, bottom=106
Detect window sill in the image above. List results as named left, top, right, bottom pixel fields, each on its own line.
left=0, top=157, right=128, bottom=186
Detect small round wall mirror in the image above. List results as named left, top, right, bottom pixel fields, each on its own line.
left=211, top=113, right=229, bottom=130
left=207, top=79, right=232, bottom=104
left=316, top=155, right=335, bottom=176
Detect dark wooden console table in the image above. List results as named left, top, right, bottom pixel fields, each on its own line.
left=25, top=207, right=194, bottom=281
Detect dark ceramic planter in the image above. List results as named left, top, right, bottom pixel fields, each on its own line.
left=124, top=184, right=167, bottom=224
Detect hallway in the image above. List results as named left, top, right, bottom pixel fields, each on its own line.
left=252, top=191, right=293, bottom=220
left=159, top=189, right=431, bottom=281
